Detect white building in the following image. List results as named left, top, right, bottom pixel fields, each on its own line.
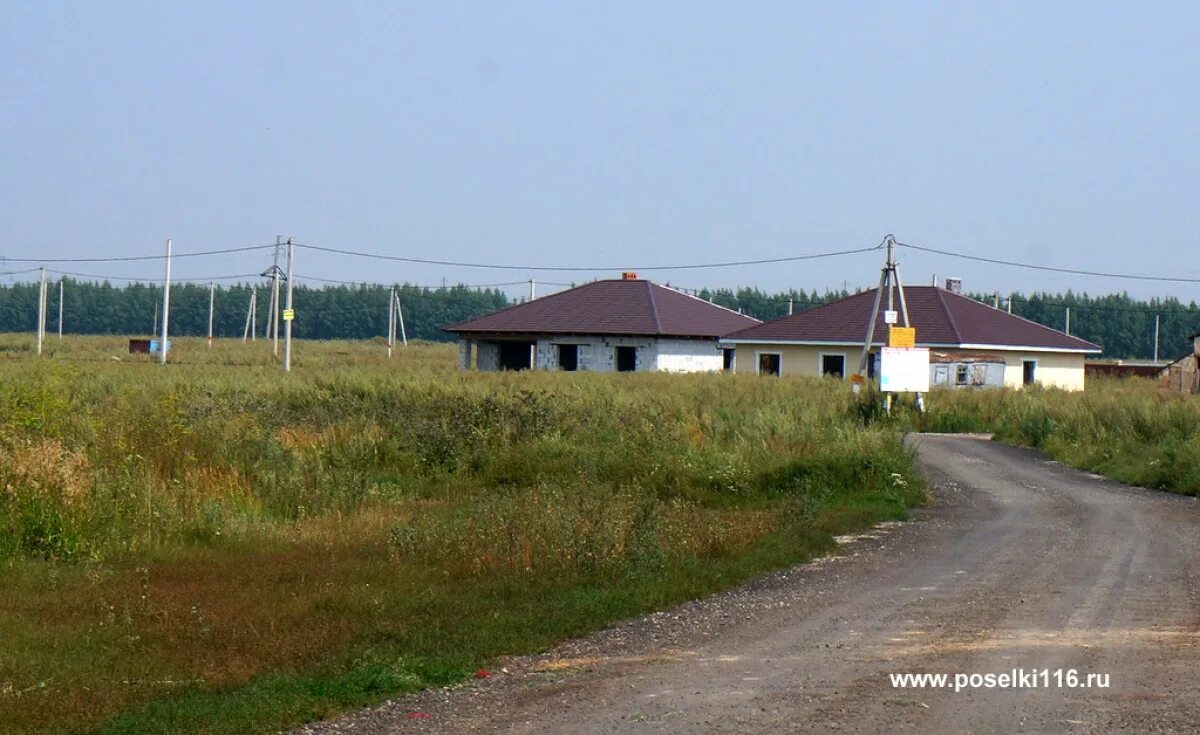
left=446, top=274, right=760, bottom=373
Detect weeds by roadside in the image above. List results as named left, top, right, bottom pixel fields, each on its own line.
left=0, top=337, right=925, bottom=735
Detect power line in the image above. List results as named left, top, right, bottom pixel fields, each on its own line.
left=1005, top=295, right=1200, bottom=316
left=0, top=267, right=44, bottom=277
left=291, top=274, right=534, bottom=290
left=45, top=269, right=261, bottom=283
left=898, top=241, right=1200, bottom=284
left=290, top=242, right=882, bottom=272
left=0, top=243, right=274, bottom=264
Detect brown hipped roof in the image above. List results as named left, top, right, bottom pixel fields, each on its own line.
left=445, top=279, right=760, bottom=339
left=723, top=286, right=1101, bottom=353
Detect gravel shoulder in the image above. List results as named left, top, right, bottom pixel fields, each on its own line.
left=295, top=435, right=1200, bottom=734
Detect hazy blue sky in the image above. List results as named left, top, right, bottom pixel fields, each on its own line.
left=2, top=2, right=1198, bottom=300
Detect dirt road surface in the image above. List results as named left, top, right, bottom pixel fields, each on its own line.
left=296, top=435, right=1200, bottom=734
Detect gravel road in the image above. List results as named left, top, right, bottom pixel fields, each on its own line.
left=295, top=435, right=1200, bottom=734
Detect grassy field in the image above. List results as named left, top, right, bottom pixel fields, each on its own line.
left=0, top=334, right=926, bottom=735
left=921, top=378, right=1200, bottom=495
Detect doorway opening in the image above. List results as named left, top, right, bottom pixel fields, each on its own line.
left=615, top=346, right=637, bottom=372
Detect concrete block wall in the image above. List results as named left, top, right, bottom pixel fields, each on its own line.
left=476, top=341, right=500, bottom=370
left=462, top=336, right=725, bottom=373
left=527, top=337, right=724, bottom=373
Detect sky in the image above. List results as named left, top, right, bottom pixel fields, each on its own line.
left=2, top=2, right=1199, bottom=301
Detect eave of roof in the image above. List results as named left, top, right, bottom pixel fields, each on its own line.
left=719, top=337, right=1101, bottom=354
left=720, top=286, right=1101, bottom=353
left=444, top=278, right=760, bottom=338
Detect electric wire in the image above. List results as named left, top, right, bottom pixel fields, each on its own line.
left=46, top=269, right=261, bottom=283
left=290, top=274, right=536, bottom=290
left=0, top=243, right=275, bottom=264
left=897, top=241, right=1200, bottom=284
left=290, top=242, right=882, bottom=272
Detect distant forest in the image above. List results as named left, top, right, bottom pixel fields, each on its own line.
left=0, top=279, right=1197, bottom=360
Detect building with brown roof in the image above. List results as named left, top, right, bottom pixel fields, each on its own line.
left=721, top=283, right=1101, bottom=390
left=445, top=274, right=760, bottom=372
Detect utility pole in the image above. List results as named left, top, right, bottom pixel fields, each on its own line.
left=160, top=239, right=172, bottom=365
left=387, top=286, right=396, bottom=359
left=283, top=238, right=294, bottom=372
left=57, top=279, right=64, bottom=338
left=207, top=282, right=215, bottom=349
left=857, top=235, right=914, bottom=413
left=529, top=279, right=535, bottom=301
left=1154, top=313, right=1160, bottom=363
left=269, top=236, right=282, bottom=353
left=788, top=297, right=794, bottom=316
left=396, top=290, right=407, bottom=346
left=1065, top=306, right=1071, bottom=336
left=37, top=266, right=46, bottom=356
left=243, top=289, right=257, bottom=341
left=993, top=292, right=1000, bottom=309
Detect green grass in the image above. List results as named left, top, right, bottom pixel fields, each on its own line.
left=0, top=335, right=925, bottom=734
left=918, top=378, right=1200, bottom=496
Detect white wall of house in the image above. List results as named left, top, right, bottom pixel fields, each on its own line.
left=997, top=351, right=1086, bottom=391
left=725, top=342, right=1089, bottom=390
left=650, top=338, right=725, bottom=372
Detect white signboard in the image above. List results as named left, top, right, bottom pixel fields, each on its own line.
left=883, top=309, right=898, bottom=324
left=880, top=347, right=930, bottom=393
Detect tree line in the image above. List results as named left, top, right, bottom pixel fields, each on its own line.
left=0, top=279, right=1197, bottom=359
left=0, top=280, right=508, bottom=343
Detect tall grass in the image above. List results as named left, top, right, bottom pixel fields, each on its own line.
left=921, top=379, right=1200, bottom=495
left=0, top=337, right=925, bottom=735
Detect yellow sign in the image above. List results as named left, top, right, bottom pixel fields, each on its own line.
left=888, top=326, right=916, bottom=348
left=850, top=373, right=865, bottom=385
left=282, top=309, right=295, bottom=322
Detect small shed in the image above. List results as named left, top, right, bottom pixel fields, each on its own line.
left=1156, top=333, right=1200, bottom=393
